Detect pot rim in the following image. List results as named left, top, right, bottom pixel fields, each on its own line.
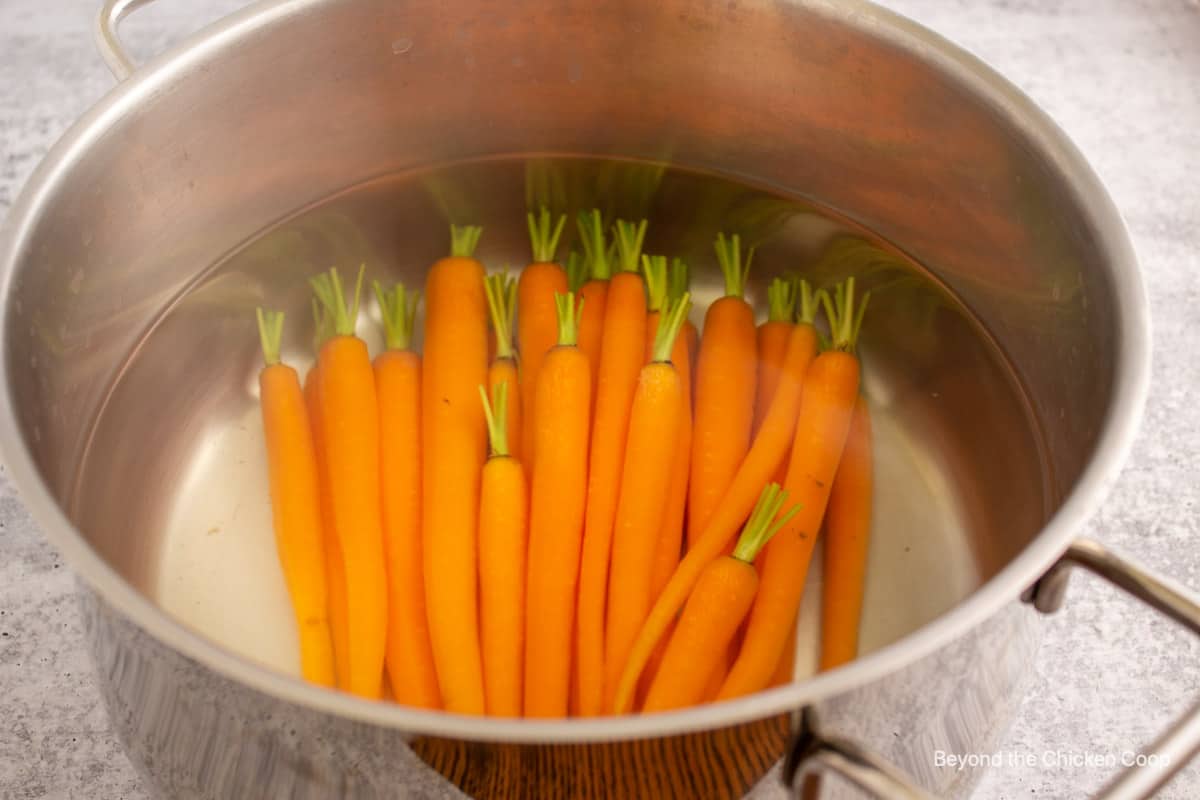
left=0, top=0, right=1150, bottom=743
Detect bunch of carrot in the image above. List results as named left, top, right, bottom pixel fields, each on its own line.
left=253, top=209, right=876, bottom=718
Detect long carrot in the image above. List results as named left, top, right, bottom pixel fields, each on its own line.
left=643, top=484, right=799, bottom=712
left=604, top=292, right=692, bottom=710
left=612, top=315, right=821, bottom=714
left=688, top=233, right=758, bottom=547
left=422, top=225, right=489, bottom=714
left=718, top=279, right=868, bottom=701
left=303, top=303, right=350, bottom=690
left=478, top=382, right=528, bottom=716
left=575, top=209, right=612, bottom=396
left=575, top=219, right=648, bottom=717
left=753, top=276, right=798, bottom=436
left=819, top=394, right=874, bottom=671
left=669, top=258, right=700, bottom=400
left=255, top=309, right=335, bottom=687
left=309, top=268, right=388, bottom=699
left=525, top=293, right=591, bottom=718
left=484, top=271, right=522, bottom=462
left=518, top=207, right=568, bottom=465
left=373, top=282, right=440, bottom=709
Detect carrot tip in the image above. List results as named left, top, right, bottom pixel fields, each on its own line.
left=373, top=279, right=419, bottom=351
left=310, top=265, right=365, bottom=337
left=527, top=207, right=567, bottom=264
left=576, top=209, right=612, bottom=281
left=821, top=277, right=870, bottom=352
left=613, top=219, right=649, bottom=274
left=483, top=271, right=517, bottom=360
left=449, top=224, right=483, bottom=258
left=553, top=291, right=583, bottom=347
left=714, top=232, right=753, bottom=299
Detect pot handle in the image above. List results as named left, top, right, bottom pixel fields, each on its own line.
left=95, top=0, right=158, bottom=80
left=784, top=537, right=1200, bottom=799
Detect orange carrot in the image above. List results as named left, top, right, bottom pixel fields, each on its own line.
left=518, top=208, right=568, bottom=465
left=575, top=209, right=612, bottom=396
left=688, top=233, right=758, bottom=547
left=478, top=382, right=528, bottom=716
left=484, top=271, right=522, bottom=462
left=819, top=394, right=874, bottom=671
left=422, top=225, right=489, bottom=714
left=612, top=317, right=820, bottom=714
left=771, top=625, right=798, bottom=687
left=575, top=219, right=648, bottom=717
left=255, top=309, right=335, bottom=687
left=373, top=281, right=441, bottom=709
left=604, top=292, right=692, bottom=709
left=303, top=303, right=350, bottom=690
left=718, top=279, right=868, bottom=701
left=753, top=277, right=798, bottom=436
left=525, top=293, right=591, bottom=718
left=644, top=484, right=798, bottom=712
left=309, top=269, right=388, bottom=699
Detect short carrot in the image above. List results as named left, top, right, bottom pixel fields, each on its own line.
left=575, top=209, right=612, bottom=396
left=518, top=207, right=568, bottom=466
left=643, top=484, right=799, bottom=712
left=310, top=268, right=388, bottom=699
left=575, top=219, right=648, bottom=717
left=255, top=309, right=335, bottom=688
left=612, top=318, right=821, bottom=715
left=484, top=271, right=522, bottom=462
left=478, top=382, right=528, bottom=716
left=717, top=279, right=868, bottom=701
left=525, top=293, right=591, bottom=718
left=688, top=233, right=758, bottom=547
left=753, top=276, right=798, bottom=436
left=604, top=292, right=691, bottom=709
left=422, top=225, right=489, bottom=714
left=373, top=281, right=440, bottom=709
left=303, top=303, right=350, bottom=690
left=819, top=394, right=874, bottom=671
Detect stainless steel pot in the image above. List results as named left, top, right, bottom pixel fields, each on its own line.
left=1, top=0, right=1197, bottom=797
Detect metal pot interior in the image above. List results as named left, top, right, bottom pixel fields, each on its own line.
left=0, top=0, right=1135, bottom=731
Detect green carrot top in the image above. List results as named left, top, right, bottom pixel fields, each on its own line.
left=449, top=224, right=483, bottom=258
left=527, top=207, right=567, bottom=264
left=732, top=483, right=800, bottom=564
left=796, top=278, right=822, bottom=326
left=821, top=277, right=870, bottom=353
left=483, top=271, right=517, bottom=360
left=714, top=232, right=753, bottom=299
left=479, top=381, right=511, bottom=458
left=311, top=297, right=334, bottom=354
left=613, top=218, right=649, bottom=274
left=565, top=250, right=588, bottom=293
left=650, top=292, right=692, bottom=364
left=576, top=209, right=612, bottom=282
left=256, top=307, right=285, bottom=367
left=373, top=280, right=420, bottom=351
left=642, top=255, right=670, bottom=313
left=554, top=291, right=584, bottom=347
left=310, top=265, right=365, bottom=338
left=766, top=277, right=799, bottom=323
left=668, top=257, right=690, bottom=305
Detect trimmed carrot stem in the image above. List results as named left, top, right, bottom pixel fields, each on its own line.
left=256, top=309, right=335, bottom=688
left=484, top=272, right=522, bottom=461
left=753, top=277, right=799, bottom=436
left=422, top=226, right=489, bottom=714
left=525, top=292, right=591, bottom=717
left=519, top=210, right=570, bottom=466
left=576, top=209, right=612, bottom=396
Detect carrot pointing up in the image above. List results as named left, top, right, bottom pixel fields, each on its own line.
left=575, top=209, right=613, bottom=396
left=310, top=268, right=389, bottom=699
left=422, top=225, right=489, bottom=714
left=753, top=276, right=799, bottom=436
left=484, top=272, right=522, bottom=462
left=256, top=309, right=335, bottom=688
left=518, top=208, right=568, bottom=466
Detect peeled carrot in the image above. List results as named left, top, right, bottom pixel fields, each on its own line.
left=422, top=225, right=489, bottom=714
left=604, top=292, right=691, bottom=709
left=518, top=208, right=568, bottom=465
left=525, top=293, right=591, bottom=718
left=484, top=271, right=522, bottom=462
left=478, top=382, right=528, bottom=716
left=688, top=233, right=758, bottom=546
left=819, top=394, right=874, bottom=671
left=612, top=318, right=820, bottom=714
left=575, top=209, right=612, bottom=395
left=753, top=277, right=798, bottom=436
left=309, top=269, right=388, bottom=699
left=718, top=279, right=868, bottom=701
left=255, top=309, right=335, bottom=687
left=643, top=484, right=799, bottom=712
left=575, top=218, right=648, bottom=717
left=373, top=282, right=441, bottom=709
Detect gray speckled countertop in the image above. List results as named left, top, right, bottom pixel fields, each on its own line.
left=2, top=1, right=1199, bottom=798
